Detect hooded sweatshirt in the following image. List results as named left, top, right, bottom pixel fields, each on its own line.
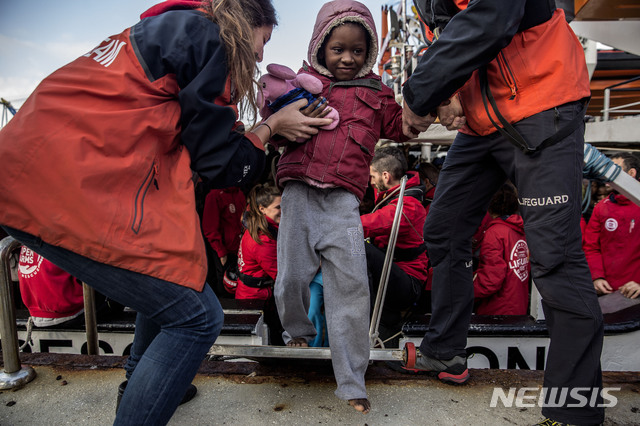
left=583, top=193, right=640, bottom=291
left=272, top=0, right=409, bottom=201
left=473, top=214, right=530, bottom=315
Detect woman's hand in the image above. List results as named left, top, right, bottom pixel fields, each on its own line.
left=267, top=99, right=333, bottom=142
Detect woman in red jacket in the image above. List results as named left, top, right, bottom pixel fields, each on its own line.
left=236, top=184, right=280, bottom=301
left=235, top=184, right=284, bottom=344
left=473, top=184, right=531, bottom=316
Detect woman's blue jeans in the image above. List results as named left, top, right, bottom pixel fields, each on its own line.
left=3, top=226, right=223, bottom=425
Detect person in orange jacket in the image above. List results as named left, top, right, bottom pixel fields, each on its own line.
left=0, top=0, right=332, bottom=423
left=401, top=1, right=603, bottom=424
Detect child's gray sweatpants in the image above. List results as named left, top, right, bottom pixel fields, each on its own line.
left=274, top=181, right=370, bottom=400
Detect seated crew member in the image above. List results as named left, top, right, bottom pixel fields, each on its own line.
left=235, top=184, right=328, bottom=346
left=473, top=183, right=531, bottom=315
left=18, top=246, right=123, bottom=327
left=361, top=146, right=429, bottom=345
left=202, top=186, right=246, bottom=297
left=583, top=152, right=640, bottom=299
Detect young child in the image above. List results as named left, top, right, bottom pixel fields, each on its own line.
left=270, top=0, right=408, bottom=414
left=236, top=184, right=328, bottom=346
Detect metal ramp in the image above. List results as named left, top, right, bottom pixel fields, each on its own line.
left=209, top=176, right=411, bottom=363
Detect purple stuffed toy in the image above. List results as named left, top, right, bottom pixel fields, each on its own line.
left=258, top=64, right=339, bottom=139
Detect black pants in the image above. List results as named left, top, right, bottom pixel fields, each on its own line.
left=423, top=101, right=604, bottom=424
left=365, top=243, right=422, bottom=329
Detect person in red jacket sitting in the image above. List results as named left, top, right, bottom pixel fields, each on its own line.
left=236, top=183, right=328, bottom=346
left=473, top=183, right=531, bottom=316
left=361, top=147, right=429, bottom=344
left=235, top=184, right=284, bottom=344
left=202, top=187, right=246, bottom=297
left=583, top=152, right=640, bottom=299
left=18, top=247, right=122, bottom=327
left=18, top=246, right=85, bottom=327
left=236, top=184, right=280, bottom=301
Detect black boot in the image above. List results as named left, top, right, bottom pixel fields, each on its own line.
left=116, top=380, right=198, bottom=413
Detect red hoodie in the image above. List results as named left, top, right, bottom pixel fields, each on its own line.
left=473, top=214, right=530, bottom=315
left=583, top=193, right=640, bottom=291
left=18, top=247, right=84, bottom=319
left=202, top=188, right=246, bottom=259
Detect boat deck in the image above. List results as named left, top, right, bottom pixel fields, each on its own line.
left=1, top=353, right=639, bottom=425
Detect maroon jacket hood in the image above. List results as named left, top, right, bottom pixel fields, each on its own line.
left=308, top=0, right=379, bottom=79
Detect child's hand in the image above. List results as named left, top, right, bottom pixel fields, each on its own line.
left=301, top=97, right=333, bottom=119
left=402, top=100, right=436, bottom=138
left=437, top=96, right=466, bottom=130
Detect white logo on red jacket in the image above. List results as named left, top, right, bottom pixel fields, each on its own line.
left=605, top=218, right=618, bottom=232
left=508, top=239, right=529, bottom=282
left=18, top=248, right=43, bottom=279
left=83, top=37, right=127, bottom=67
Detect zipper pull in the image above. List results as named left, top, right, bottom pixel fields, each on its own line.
left=631, top=219, right=635, bottom=233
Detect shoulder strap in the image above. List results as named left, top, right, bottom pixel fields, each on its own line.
left=479, top=66, right=589, bottom=156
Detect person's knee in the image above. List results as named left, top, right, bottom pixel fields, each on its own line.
left=194, top=293, right=224, bottom=343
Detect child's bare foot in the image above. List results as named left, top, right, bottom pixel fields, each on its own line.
left=348, top=398, right=370, bottom=414
left=286, top=337, right=308, bottom=347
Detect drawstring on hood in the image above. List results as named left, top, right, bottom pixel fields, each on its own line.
left=308, top=0, right=379, bottom=79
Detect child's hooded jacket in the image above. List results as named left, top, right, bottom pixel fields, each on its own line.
left=273, top=0, right=408, bottom=201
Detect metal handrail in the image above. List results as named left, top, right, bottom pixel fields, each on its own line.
left=0, top=236, right=36, bottom=389
left=369, top=175, right=408, bottom=348
left=602, top=75, right=640, bottom=121
left=0, top=235, right=101, bottom=389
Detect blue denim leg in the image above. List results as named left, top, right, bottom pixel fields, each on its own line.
left=124, top=313, right=160, bottom=380
left=3, top=226, right=223, bottom=426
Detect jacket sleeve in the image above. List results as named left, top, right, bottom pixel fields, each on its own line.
left=583, top=203, right=606, bottom=280
left=201, top=191, right=225, bottom=258
left=403, top=0, right=526, bottom=115
left=361, top=202, right=396, bottom=242
left=379, top=86, right=410, bottom=142
left=131, top=10, right=264, bottom=190
left=473, top=229, right=508, bottom=298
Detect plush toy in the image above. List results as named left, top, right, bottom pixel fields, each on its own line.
left=257, top=63, right=339, bottom=136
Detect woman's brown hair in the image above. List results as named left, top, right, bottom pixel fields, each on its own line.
left=245, top=184, right=281, bottom=244
left=201, top=0, right=277, bottom=121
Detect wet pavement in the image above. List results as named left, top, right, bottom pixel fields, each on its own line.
left=1, top=353, right=639, bottom=425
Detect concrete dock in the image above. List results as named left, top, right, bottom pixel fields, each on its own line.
left=1, top=353, right=639, bottom=425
